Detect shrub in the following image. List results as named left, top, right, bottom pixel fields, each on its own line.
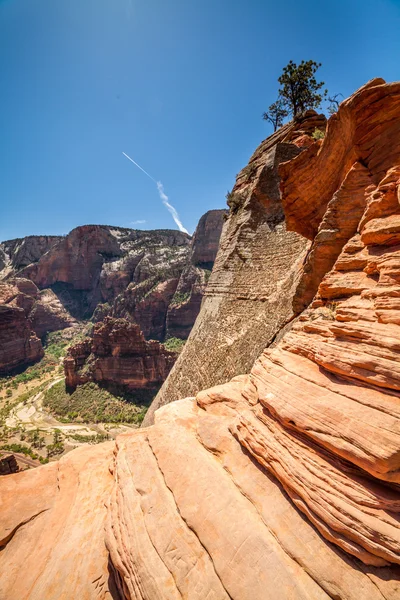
left=171, top=291, right=190, bottom=305
left=311, top=128, right=325, bottom=140
left=43, top=380, right=152, bottom=425
left=226, top=190, right=246, bottom=213
left=164, top=337, right=186, bottom=353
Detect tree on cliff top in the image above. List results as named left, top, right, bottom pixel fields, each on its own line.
left=262, top=99, right=288, bottom=131
left=263, top=60, right=328, bottom=126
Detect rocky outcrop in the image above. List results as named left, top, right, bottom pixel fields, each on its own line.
left=144, top=111, right=326, bottom=424
left=0, top=304, right=43, bottom=374
left=3, top=80, right=400, bottom=599
left=0, top=278, right=77, bottom=372
left=1, top=217, right=224, bottom=343
left=0, top=454, right=19, bottom=475
left=64, top=317, right=177, bottom=391
left=0, top=217, right=224, bottom=376
left=0, top=235, right=62, bottom=280
left=191, top=209, right=227, bottom=267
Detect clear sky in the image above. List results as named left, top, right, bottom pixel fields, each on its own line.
left=1, top=0, right=400, bottom=240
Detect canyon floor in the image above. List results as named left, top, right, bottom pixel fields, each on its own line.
left=0, top=328, right=164, bottom=468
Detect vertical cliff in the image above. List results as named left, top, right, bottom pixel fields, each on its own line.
left=144, top=112, right=326, bottom=424
left=1, top=80, right=400, bottom=600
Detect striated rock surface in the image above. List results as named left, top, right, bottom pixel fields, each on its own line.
left=2, top=80, right=400, bottom=599
left=0, top=304, right=43, bottom=374
left=0, top=235, right=62, bottom=280
left=144, top=111, right=326, bottom=424
left=190, top=209, right=227, bottom=268
left=64, top=317, right=177, bottom=391
left=0, top=216, right=224, bottom=376
left=0, top=278, right=76, bottom=372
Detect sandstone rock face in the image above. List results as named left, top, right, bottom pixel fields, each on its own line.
left=64, top=317, right=177, bottom=391
left=0, top=278, right=76, bottom=372
left=0, top=217, right=224, bottom=376
left=0, top=235, right=62, bottom=280
left=1, top=218, right=224, bottom=344
left=144, top=113, right=326, bottom=425
left=2, top=81, right=400, bottom=599
left=191, top=209, right=227, bottom=267
left=0, top=454, right=19, bottom=475
left=0, top=304, right=43, bottom=374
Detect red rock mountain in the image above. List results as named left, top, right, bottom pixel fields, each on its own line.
left=1, top=80, right=400, bottom=598
left=0, top=278, right=74, bottom=374
left=64, top=317, right=177, bottom=391
left=0, top=213, right=225, bottom=375
left=144, top=110, right=326, bottom=424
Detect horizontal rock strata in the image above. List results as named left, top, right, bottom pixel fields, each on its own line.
left=2, top=80, right=400, bottom=599
left=64, top=317, right=177, bottom=390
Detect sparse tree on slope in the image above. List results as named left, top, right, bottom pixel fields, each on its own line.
left=263, top=60, right=328, bottom=128
left=262, top=99, right=288, bottom=131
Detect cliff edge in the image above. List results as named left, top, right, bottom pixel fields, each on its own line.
left=1, top=79, right=400, bottom=599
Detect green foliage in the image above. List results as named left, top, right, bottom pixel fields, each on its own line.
left=69, top=432, right=109, bottom=444
left=43, top=380, right=152, bottom=424
left=91, top=302, right=111, bottom=323
left=311, top=128, right=325, bottom=140
left=46, top=429, right=65, bottom=457
left=26, top=428, right=45, bottom=449
left=43, top=331, right=69, bottom=359
left=277, top=60, right=327, bottom=118
left=163, top=337, right=186, bottom=353
left=1, top=443, right=39, bottom=460
left=262, top=99, right=288, bottom=131
left=202, top=268, right=212, bottom=282
left=264, top=60, right=328, bottom=127
left=171, top=291, right=190, bottom=305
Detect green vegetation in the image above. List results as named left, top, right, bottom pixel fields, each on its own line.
left=163, top=337, right=186, bottom=353
left=0, top=332, right=70, bottom=393
left=312, top=128, right=325, bottom=140
left=202, top=268, right=212, bottom=282
left=171, top=290, right=190, bottom=305
left=91, top=302, right=111, bottom=322
left=44, top=330, right=70, bottom=359
left=43, top=380, right=152, bottom=424
left=263, top=60, right=328, bottom=127
left=46, top=429, right=65, bottom=457
left=0, top=442, right=48, bottom=462
left=262, top=99, right=288, bottom=131
left=26, top=428, right=46, bottom=449
left=69, top=432, right=109, bottom=444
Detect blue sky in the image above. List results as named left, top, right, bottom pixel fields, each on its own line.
left=1, top=0, right=400, bottom=240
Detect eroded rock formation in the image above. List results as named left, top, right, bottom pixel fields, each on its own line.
left=2, top=80, right=400, bottom=599
left=144, top=111, right=326, bottom=424
left=0, top=215, right=224, bottom=375
left=0, top=278, right=76, bottom=372
left=0, top=235, right=62, bottom=280
left=64, top=317, right=177, bottom=391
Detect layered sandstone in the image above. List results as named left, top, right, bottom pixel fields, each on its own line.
left=64, top=317, right=177, bottom=391
left=0, top=278, right=76, bottom=372
left=2, top=80, right=400, bottom=599
left=144, top=111, right=326, bottom=424
left=1, top=217, right=224, bottom=342
left=0, top=235, right=62, bottom=280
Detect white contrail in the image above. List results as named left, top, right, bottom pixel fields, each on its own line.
left=122, top=152, right=156, bottom=182
left=122, top=152, right=189, bottom=234
left=156, top=182, right=189, bottom=234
